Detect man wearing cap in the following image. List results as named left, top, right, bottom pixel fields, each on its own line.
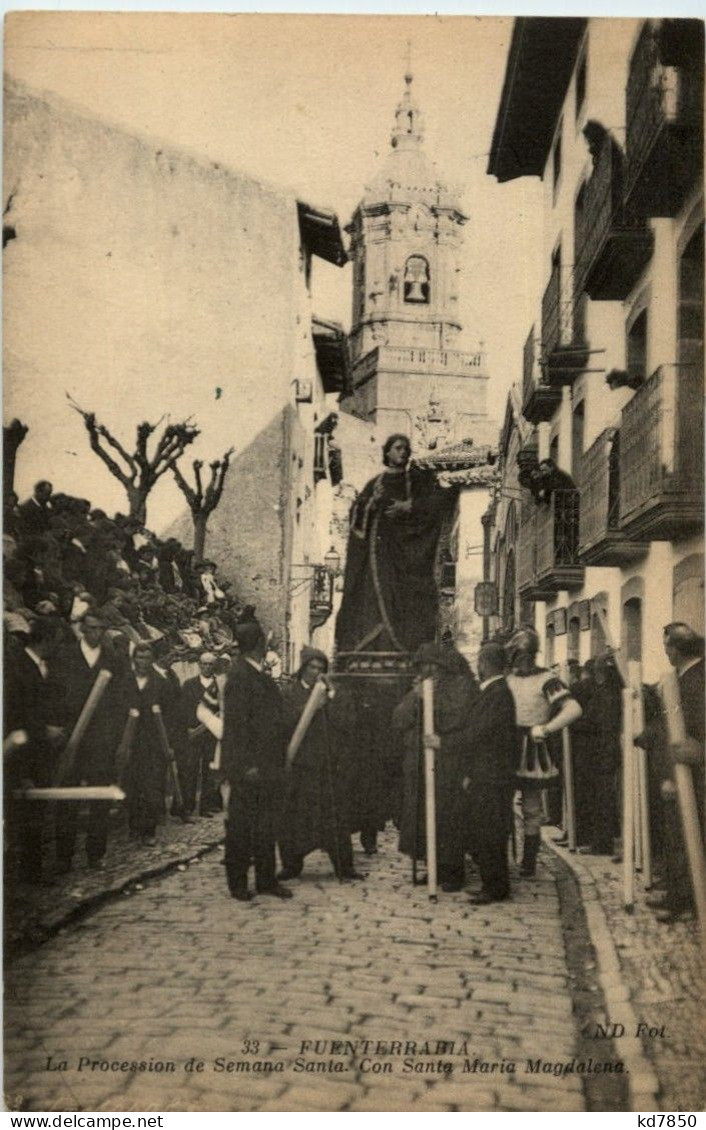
left=179, top=651, right=222, bottom=819
left=505, top=627, right=582, bottom=877
left=221, top=621, right=292, bottom=901
left=278, top=647, right=361, bottom=882
left=463, top=642, right=517, bottom=904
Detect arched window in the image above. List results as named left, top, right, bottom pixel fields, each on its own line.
left=404, top=255, right=430, bottom=304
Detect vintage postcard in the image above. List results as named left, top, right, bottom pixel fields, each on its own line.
left=3, top=11, right=705, bottom=1115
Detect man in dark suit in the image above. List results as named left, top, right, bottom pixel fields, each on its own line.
left=221, top=622, right=292, bottom=902
left=4, top=616, right=65, bottom=884
left=179, top=651, right=221, bottom=819
left=651, top=622, right=705, bottom=922
left=18, top=480, right=53, bottom=536
left=54, top=611, right=123, bottom=872
left=463, top=642, right=518, bottom=905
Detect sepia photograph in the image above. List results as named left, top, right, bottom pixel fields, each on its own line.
left=2, top=10, right=705, bottom=1114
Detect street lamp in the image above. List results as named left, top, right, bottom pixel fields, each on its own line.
left=324, top=546, right=341, bottom=577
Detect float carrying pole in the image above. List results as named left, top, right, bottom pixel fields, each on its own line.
left=422, top=677, right=438, bottom=902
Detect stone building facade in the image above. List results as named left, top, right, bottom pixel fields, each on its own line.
left=486, top=17, right=704, bottom=681
left=3, top=78, right=349, bottom=672
left=340, top=71, right=494, bottom=455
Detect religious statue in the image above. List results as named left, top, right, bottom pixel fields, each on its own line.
left=335, top=434, right=454, bottom=655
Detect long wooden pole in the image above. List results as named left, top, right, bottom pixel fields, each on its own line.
left=422, top=677, right=438, bottom=902
left=659, top=670, right=706, bottom=953
left=622, top=685, right=635, bottom=912
left=628, top=661, right=651, bottom=887
left=152, top=704, right=184, bottom=812
left=15, top=785, right=125, bottom=802
left=559, top=663, right=576, bottom=852
left=54, top=668, right=113, bottom=784
left=286, top=681, right=329, bottom=768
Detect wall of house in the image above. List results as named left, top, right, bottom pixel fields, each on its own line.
left=3, top=76, right=302, bottom=523
left=4, top=78, right=342, bottom=662
left=532, top=19, right=704, bottom=680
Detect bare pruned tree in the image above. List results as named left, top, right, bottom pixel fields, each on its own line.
left=3, top=417, right=28, bottom=499
left=172, top=448, right=235, bottom=560
left=68, top=397, right=199, bottom=525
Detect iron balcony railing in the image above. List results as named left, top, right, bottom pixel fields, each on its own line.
left=625, top=21, right=680, bottom=198
left=541, top=264, right=576, bottom=358
left=518, top=489, right=582, bottom=594
left=522, top=324, right=538, bottom=404
left=620, top=363, right=704, bottom=530
left=536, top=489, right=581, bottom=578
left=578, top=428, right=621, bottom=552
left=574, top=134, right=647, bottom=299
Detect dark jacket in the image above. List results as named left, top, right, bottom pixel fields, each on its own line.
left=395, top=654, right=479, bottom=863
left=221, top=658, right=285, bottom=784
left=465, top=676, right=517, bottom=843
left=57, top=637, right=124, bottom=781
left=18, top=497, right=51, bottom=536
left=4, top=646, right=62, bottom=786
left=465, top=676, right=517, bottom=786
left=680, top=659, right=705, bottom=750
left=278, top=679, right=357, bottom=856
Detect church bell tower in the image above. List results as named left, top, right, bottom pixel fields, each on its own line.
left=341, top=68, right=492, bottom=453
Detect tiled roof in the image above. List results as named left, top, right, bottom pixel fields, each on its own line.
left=417, top=440, right=496, bottom=470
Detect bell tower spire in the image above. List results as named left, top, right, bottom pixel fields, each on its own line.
left=342, top=64, right=490, bottom=450
left=391, top=47, right=423, bottom=151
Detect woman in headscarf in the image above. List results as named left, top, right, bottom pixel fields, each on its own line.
left=277, top=647, right=362, bottom=882
left=395, top=642, right=479, bottom=891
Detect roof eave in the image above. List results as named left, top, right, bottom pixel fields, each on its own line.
left=487, top=17, right=588, bottom=183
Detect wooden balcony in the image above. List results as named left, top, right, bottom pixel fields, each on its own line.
left=625, top=20, right=704, bottom=218
left=574, top=134, right=653, bottom=301
left=518, top=489, right=585, bottom=600
left=521, top=323, right=561, bottom=424
left=578, top=428, right=645, bottom=565
left=541, top=265, right=589, bottom=384
left=619, top=363, right=704, bottom=540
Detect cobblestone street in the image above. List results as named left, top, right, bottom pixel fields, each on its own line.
left=5, top=830, right=635, bottom=1114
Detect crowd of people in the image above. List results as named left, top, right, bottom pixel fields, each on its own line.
left=3, top=478, right=267, bottom=886
left=4, top=479, right=704, bottom=925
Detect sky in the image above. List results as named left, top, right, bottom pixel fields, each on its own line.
left=4, top=12, right=543, bottom=518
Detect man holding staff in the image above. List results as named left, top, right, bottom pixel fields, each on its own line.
left=395, top=642, right=478, bottom=893
left=54, top=611, right=123, bottom=873
left=277, top=647, right=361, bottom=883
left=4, top=616, right=64, bottom=885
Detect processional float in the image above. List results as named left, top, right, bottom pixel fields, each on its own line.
left=290, top=649, right=439, bottom=900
